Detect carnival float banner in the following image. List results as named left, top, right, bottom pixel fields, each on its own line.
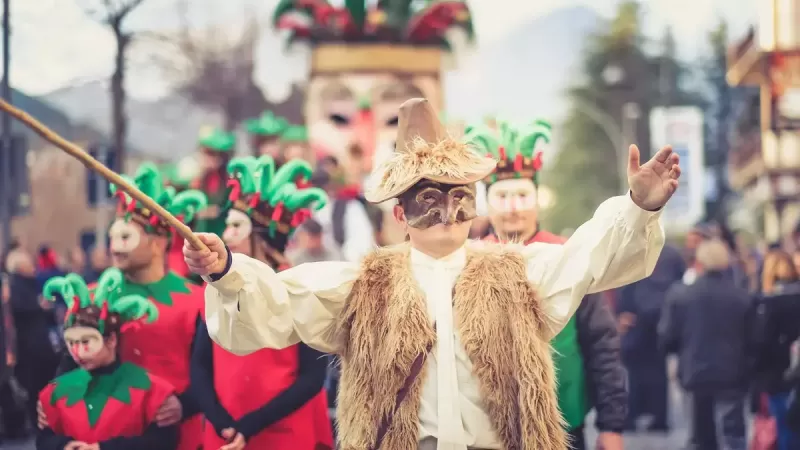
left=273, top=0, right=474, bottom=185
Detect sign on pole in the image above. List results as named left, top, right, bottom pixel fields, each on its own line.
left=649, top=106, right=705, bottom=233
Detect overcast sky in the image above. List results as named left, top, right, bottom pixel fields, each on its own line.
left=4, top=0, right=757, bottom=101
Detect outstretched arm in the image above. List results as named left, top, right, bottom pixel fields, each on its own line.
left=524, top=193, right=663, bottom=337
left=202, top=243, right=359, bottom=355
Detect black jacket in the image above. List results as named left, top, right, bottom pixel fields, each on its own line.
left=576, top=294, right=627, bottom=433
left=752, top=283, right=800, bottom=393
left=659, top=271, right=754, bottom=391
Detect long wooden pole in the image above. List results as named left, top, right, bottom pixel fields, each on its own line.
left=0, top=99, right=208, bottom=252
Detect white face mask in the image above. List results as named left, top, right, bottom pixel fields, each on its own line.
left=109, top=219, right=142, bottom=253
left=64, top=326, right=104, bottom=361
left=487, top=179, right=538, bottom=213
left=223, top=210, right=253, bottom=246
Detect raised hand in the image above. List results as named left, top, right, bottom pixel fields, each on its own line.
left=627, top=144, right=681, bottom=211
left=183, top=233, right=228, bottom=276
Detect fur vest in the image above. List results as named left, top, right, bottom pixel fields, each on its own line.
left=333, top=242, right=567, bottom=450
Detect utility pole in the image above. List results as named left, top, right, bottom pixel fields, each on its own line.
left=1, top=0, right=11, bottom=252
left=0, top=0, right=9, bottom=379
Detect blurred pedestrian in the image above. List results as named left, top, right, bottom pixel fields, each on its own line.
left=753, top=249, right=800, bottom=450
left=660, top=239, right=752, bottom=450
left=617, top=244, right=685, bottom=433
left=5, top=250, right=59, bottom=433
left=287, top=219, right=342, bottom=265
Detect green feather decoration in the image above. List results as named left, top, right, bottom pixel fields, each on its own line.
left=43, top=269, right=158, bottom=326
left=464, top=119, right=552, bottom=160
left=227, top=158, right=262, bottom=195
left=170, top=191, right=209, bottom=224
left=226, top=155, right=328, bottom=217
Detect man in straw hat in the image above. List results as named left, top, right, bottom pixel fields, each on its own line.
left=185, top=98, right=680, bottom=450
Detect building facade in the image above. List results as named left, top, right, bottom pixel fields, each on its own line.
left=727, top=0, right=800, bottom=242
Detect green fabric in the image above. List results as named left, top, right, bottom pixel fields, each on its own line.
left=114, top=272, right=192, bottom=307
left=245, top=111, right=288, bottom=137
left=281, top=124, right=308, bottom=142
left=50, top=362, right=151, bottom=427
left=551, top=316, right=589, bottom=430
left=198, top=127, right=236, bottom=152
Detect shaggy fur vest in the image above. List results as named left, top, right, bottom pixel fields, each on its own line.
left=333, top=242, right=567, bottom=450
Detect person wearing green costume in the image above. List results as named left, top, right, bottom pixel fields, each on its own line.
left=192, top=126, right=236, bottom=237
left=245, top=111, right=288, bottom=160
left=467, top=119, right=627, bottom=450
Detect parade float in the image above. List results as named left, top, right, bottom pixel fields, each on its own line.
left=273, top=0, right=475, bottom=184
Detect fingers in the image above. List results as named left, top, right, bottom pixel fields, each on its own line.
left=627, top=145, right=641, bottom=174
left=653, top=145, right=673, bottom=163
left=221, top=428, right=235, bottom=439
left=220, top=434, right=246, bottom=450
left=669, top=164, right=682, bottom=180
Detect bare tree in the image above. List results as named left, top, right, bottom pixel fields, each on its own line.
left=141, top=1, right=268, bottom=130
left=78, top=0, right=147, bottom=170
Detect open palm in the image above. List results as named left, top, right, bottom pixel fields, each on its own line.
left=627, top=145, right=681, bottom=211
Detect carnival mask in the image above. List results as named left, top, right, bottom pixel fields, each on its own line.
left=64, top=326, right=104, bottom=361
left=223, top=210, right=253, bottom=247
left=487, top=179, right=538, bottom=213
left=399, top=180, right=477, bottom=229
left=109, top=219, right=142, bottom=254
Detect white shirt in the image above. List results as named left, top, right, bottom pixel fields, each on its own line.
left=204, top=194, right=665, bottom=449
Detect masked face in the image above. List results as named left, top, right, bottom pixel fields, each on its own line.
left=399, top=180, right=477, bottom=230
left=306, top=74, right=435, bottom=183
left=109, top=219, right=157, bottom=272
left=487, top=179, right=538, bottom=238
left=223, top=210, right=253, bottom=255
left=64, top=326, right=107, bottom=369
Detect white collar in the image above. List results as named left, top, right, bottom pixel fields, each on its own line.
left=410, top=245, right=467, bottom=269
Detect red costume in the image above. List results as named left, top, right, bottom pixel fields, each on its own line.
left=192, top=155, right=333, bottom=449
left=37, top=269, right=178, bottom=450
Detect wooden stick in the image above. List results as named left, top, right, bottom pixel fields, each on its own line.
left=0, top=99, right=208, bottom=252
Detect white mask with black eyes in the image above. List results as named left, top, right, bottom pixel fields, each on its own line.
left=64, top=326, right=104, bottom=360
left=109, top=219, right=141, bottom=253
left=223, top=210, right=253, bottom=246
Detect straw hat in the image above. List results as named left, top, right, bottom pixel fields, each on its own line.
left=364, top=98, right=496, bottom=203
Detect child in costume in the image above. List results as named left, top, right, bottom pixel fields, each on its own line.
left=193, top=127, right=236, bottom=237
left=466, top=120, right=626, bottom=450
left=37, top=268, right=178, bottom=450
left=191, top=155, right=334, bottom=450
left=187, top=98, right=678, bottom=450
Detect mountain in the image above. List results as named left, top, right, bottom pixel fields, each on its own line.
left=41, top=81, right=223, bottom=159
left=445, top=5, right=602, bottom=123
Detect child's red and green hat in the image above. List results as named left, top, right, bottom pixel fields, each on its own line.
left=43, top=268, right=159, bottom=336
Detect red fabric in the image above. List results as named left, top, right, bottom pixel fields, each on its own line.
left=178, top=415, right=204, bottom=450
left=750, top=394, right=777, bottom=450
left=203, top=345, right=333, bottom=449
left=336, top=185, right=362, bottom=200
left=38, top=372, right=173, bottom=442
left=37, top=249, right=59, bottom=271
left=167, top=235, right=190, bottom=277
left=120, top=281, right=205, bottom=394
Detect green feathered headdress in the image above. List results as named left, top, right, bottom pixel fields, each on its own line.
left=198, top=126, right=236, bottom=152
left=226, top=155, right=327, bottom=239
left=245, top=111, right=289, bottom=137
left=463, top=119, right=551, bottom=185
left=43, top=268, right=159, bottom=335
left=280, top=124, right=308, bottom=143
left=110, top=163, right=209, bottom=235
